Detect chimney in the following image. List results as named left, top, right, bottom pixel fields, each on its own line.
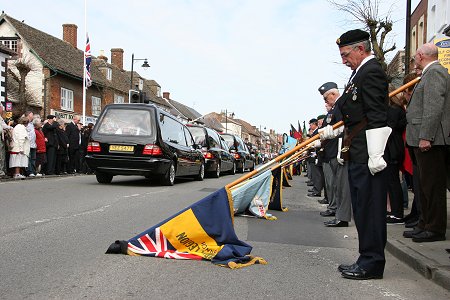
left=98, top=50, right=108, bottom=62
left=62, top=24, right=78, bottom=48
left=163, top=92, right=170, bottom=99
left=111, top=48, right=124, bottom=70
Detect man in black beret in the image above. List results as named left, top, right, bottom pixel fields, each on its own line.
left=306, top=118, right=323, bottom=197
left=329, top=29, right=391, bottom=280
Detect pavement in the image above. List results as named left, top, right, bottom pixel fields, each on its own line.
left=291, top=172, right=450, bottom=291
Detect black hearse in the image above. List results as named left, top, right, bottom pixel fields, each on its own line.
left=85, top=104, right=205, bottom=185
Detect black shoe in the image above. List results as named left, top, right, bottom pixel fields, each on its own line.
left=338, top=263, right=358, bottom=273
left=308, top=188, right=315, bottom=192
left=320, top=209, right=335, bottom=217
left=403, top=227, right=423, bottom=238
left=307, top=182, right=314, bottom=186
left=307, top=192, right=321, bottom=197
left=324, top=219, right=348, bottom=227
left=341, top=265, right=383, bottom=280
left=405, top=219, right=419, bottom=228
left=412, top=231, right=446, bottom=243
left=386, top=215, right=404, bottom=225
left=318, top=198, right=329, bottom=204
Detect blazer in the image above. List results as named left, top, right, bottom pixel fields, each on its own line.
left=338, top=57, right=389, bottom=163
left=406, top=61, right=450, bottom=147
left=65, top=122, right=80, bottom=150
left=42, top=121, right=58, bottom=148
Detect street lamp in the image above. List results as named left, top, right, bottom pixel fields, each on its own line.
left=130, top=53, right=150, bottom=90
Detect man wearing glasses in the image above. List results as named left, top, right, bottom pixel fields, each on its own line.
left=321, top=29, right=391, bottom=280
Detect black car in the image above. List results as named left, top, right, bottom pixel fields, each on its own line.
left=187, top=124, right=236, bottom=177
left=85, top=103, right=205, bottom=185
left=220, top=133, right=256, bottom=173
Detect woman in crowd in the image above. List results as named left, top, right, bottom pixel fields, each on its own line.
left=34, top=117, right=46, bottom=177
left=55, top=119, right=69, bottom=175
left=9, top=116, right=30, bottom=179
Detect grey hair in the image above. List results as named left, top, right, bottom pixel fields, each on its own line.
left=324, top=88, right=340, bottom=98
left=32, top=117, right=42, bottom=126
left=57, top=119, right=66, bottom=126
left=418, top=43, right=438, bottom=59
left=357, top=40, right=372, bottom=53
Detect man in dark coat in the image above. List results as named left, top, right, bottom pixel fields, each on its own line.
left=42, top=115, right=59, bottom=175
left=326, top=29, right=391, bottom=280
left=65, top=114, right=81, bottom=173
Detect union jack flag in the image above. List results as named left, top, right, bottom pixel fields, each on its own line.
left=85, top=34, right=92, bottom=88
left=127, top=227, right=203, bottom=260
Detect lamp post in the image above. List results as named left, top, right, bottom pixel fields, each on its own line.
left=130, top=53, right=150, bottom=90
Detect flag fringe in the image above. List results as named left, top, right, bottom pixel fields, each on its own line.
left=225, top=256, right=268, bottom=269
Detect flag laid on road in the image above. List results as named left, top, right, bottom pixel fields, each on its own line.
left=106, top=187, right=266, bottom=269
left=269, top=166, right=288, bottom=212
left=231, top=170, right=276, bottom=220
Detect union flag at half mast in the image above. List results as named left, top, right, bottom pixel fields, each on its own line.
left=84, top=34, right=92, bottom=88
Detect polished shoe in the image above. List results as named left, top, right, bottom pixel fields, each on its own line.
left=324, top=219, right=348, bottom=227
left=307, top=192, right=321, bottom=197
left=412, top=230, right=446, bottom=243
left=341, top=265, right=383, bottom=280
left=338, top=263, right=358, bottom=273
left=403, top=227, right=423, bottom=238
left=306, top=182, right=314, bottom=186
left=320, top=209, right=335, bottom=217
left=386, top=215, right=404, bottom=225
left=405, top=219, right=419, bottom=228
left=317, top=198, right=329, bottom=204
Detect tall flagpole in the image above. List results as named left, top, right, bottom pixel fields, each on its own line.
left=82, top=0, right=87, bottom=125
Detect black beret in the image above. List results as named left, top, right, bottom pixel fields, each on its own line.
left=336, top=29, right=369, bottom=47
left=317, top=114, right=326, bottom=120
left=318, top=82, right=338, bottom=95
left=309, top=118, right=318, bottom=124
left=46, top=114, right=55, bottom=119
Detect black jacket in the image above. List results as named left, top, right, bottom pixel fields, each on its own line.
left=65, top=122, right=80, bottom=150
left=42, top=121, right=59, bottom=148
left=56, top=127, right=69, bottom=154
left=322, top=103, right=343, bottom=162
left=386, top=104, right=406, bottom=164
left=338, top=58, right=389, bottom=163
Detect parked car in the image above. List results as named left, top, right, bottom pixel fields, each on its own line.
left=187, top=124, right=236, bottom=177
left=220, top=133, right=256, bottom=173
left=85, top=103, right=205, bottom=185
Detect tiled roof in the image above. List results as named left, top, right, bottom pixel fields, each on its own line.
left=2, top=14, right=107, bottom=87
left=235, top=118, right=259, bottom=136
left=166, top=98, right=202, bottom=121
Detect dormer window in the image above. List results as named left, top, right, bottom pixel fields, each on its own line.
left=106, top=68, right=112, bottom=80
left=0, top=38, right=18, bottom=53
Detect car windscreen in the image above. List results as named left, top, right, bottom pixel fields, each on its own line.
left=235, top=136, right=247, bottom=151
left=96, top=108, right=154, bottom=136
left=221, top=134, right=235, bottom=149
left=188, top=127, right=207, bottom=146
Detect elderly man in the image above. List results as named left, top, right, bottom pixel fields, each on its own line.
left=318, top=82, right=352, bottom=227
left=65, top=114, right=81, bottom=173
left=404, top=43, right=450, bottom=243
left=323, top=29, right=390, bottom=280
left=0, top=104, right=13, bottom=177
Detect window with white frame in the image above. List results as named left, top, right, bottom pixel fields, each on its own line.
left=0, top=39, right=18, bottom=53
left=92, top=96, right=101, bottom=116
left=114, top=94, right=125, bottom=104
left=106, top=68, right=112, bottom=80
left=61, top=87, right=74, bottom=111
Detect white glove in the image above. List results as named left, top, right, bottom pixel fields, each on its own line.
left=312, top=140, right=321, bottom=148
left=366, top=127, right=392, bottom=175
left=318, top=125, right=344, bottom=140
left=315, top=159, right=318, bottom=165
left=337, top=137, right=344, bottom=165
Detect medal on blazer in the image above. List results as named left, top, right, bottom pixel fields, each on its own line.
left=352, top=87, right=358, bottom=101
left=345, top=82, right=354, bottom=94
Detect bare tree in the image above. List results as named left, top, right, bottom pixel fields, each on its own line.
left=329, top=0, right=396, bottom=73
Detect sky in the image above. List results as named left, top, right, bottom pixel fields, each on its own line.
left=1, top=0, right=420, bottom=134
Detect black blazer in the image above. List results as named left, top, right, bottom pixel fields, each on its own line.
left=42, top=121, right=59, bottom=148
left=338, top=58, right=389, bottom=163
left=65, top=122, right=80, bottom=150
left=56, top=127, right=69, bottom=154
left=386, top=104, right=406, bottom=164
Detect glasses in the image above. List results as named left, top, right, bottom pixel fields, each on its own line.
left=340, top=46, right=358, bottom=58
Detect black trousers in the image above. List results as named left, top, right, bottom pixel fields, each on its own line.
left=68, top=148, right=80, bottom=173
left=348, top=162, right=387, bottom=275
left=386, top=163, right=404, bottom=218
left=45, top=146, right=57, bottom=175
left=414, top=146, right=449, bottom=235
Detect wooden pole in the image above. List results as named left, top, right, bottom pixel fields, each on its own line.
left=225, top=78, right=420, bottom=190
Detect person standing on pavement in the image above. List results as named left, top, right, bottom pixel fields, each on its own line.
left=318, top=82, right=352, bottom=227
left=330, top=29, right=391, bottom=280
left=33, top=117, right=46, bottom=177
left=42, top=115, right=58, bottom=175
left=55, top=119, right=69, bottom=175
left=65, top=114, right=81, bottom=174
left=9, top=116, right=30, bottom=179
left=404, top=43, right=450, bottom=243
left=307, top=118, right=323, bottom=198
left=24, top=111, right=37, bottom=177
left=0, top=104, right=13, bottom=178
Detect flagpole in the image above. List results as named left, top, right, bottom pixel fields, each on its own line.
left=225, top=78, right=419, bottom=189
left=82, top=0, right=87, bottom=125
